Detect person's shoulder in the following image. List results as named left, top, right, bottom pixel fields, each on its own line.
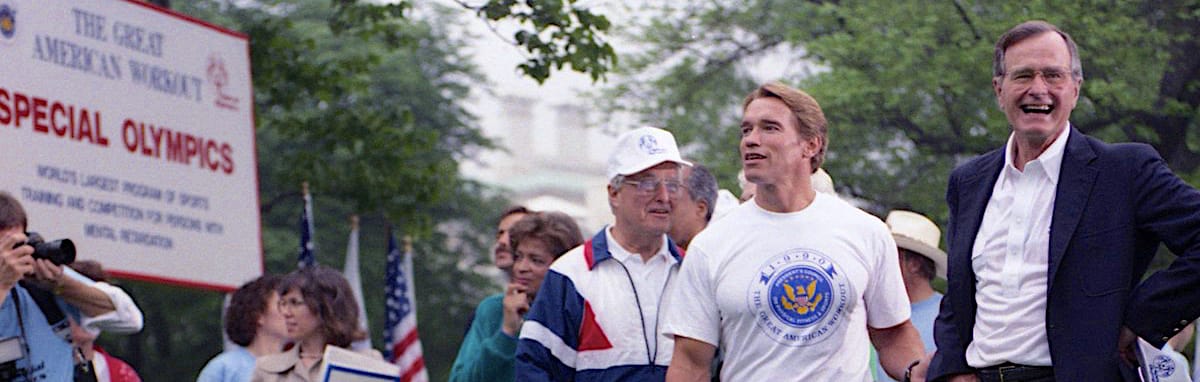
left=201, top=349, right=242, bottom=367
left=1073, top=133, right=1164, bottom=174
left=688, top=202, right=756, bottom=252
left=255, top=350, right=298, bottom=374
left=821, top=195, right=886, bottom=230
left=476, top=293, right=504, bottom=314
left=697, top=200, right=757, bottom=233
left=1085, top=135, right=1159, bottom=159
left=198, top=351, right=234, bottom=380
left=480, top=293, right=504, bottom=306
left=951, top=146, right=1004, bottom=177
left=547, top=244, right=588, bottom=274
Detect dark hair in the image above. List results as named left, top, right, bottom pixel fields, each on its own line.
left=742, top=83, right=828, bottom=172
left=683, top=164, right=718, bottom=222
left=498, top=206, right=530, bottom=224
left=0, top=191, right=28, bottom=231
left=71, top=260, right=109, bottom=283
left=508, top=211, right=584, bottom=261
left=993, top=20, right=1083, bottom=80
left=225, top=274, right=282, bottom=346
left=900, top=249, right=936, bottom=281
left=277, top=266, right=361, bottom=348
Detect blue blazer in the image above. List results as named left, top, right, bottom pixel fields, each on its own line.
left=930, top=128, right=1200, bottom=382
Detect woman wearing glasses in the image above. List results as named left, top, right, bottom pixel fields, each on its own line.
left=252, top=266, right=380, bottom=381
left=449, top=211, right=584, bottom=382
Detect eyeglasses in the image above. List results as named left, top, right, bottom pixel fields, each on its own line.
left=1004, top=68, right=1074, bottom=87
left=278, top=296, right=306, bottom=310
left=623, top=178, right=683, bottom=194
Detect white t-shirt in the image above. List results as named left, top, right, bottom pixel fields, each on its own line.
left=663, top=193, right=911, bottom=381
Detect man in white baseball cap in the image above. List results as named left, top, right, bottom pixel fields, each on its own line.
left=516, top=126, right=691, bottom=381
left=875, top=210, right=947, bottom=381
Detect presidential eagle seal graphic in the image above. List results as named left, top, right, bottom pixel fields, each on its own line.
left=748, top=248, right=852, bottom=346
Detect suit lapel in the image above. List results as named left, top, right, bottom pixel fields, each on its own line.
left=955, top=150, right=1004, bottom=265
left=1047, top=129, right=1098, bottom=291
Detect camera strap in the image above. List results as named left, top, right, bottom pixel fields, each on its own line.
left=10, top=289, right=31, bottom=358
left=17, top=281, right=71, bottom=341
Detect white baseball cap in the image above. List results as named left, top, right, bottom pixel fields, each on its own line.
left=606, top=126, right=692, bottom=180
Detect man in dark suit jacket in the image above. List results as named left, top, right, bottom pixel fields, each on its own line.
left=929, top=20, right=1200, bottom=382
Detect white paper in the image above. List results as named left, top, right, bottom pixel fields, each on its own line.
left=319, top=346, right=400, bottom=382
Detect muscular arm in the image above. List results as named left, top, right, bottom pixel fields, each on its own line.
left=870, top=320, right=925, bottom=381
left=665, top=336, right=715, bottom=382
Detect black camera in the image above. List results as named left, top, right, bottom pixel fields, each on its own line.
left=14, top=232, right=75, bottom=266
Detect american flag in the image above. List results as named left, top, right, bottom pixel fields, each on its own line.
left=384, top=231, right=428, bottom=382
left=297, top=185, right=316, bottom=268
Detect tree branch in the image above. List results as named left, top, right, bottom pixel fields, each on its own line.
left=951, top=0, right=981, bottom=41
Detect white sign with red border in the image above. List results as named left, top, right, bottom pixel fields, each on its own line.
left=0, top=0, right=260, bottom=291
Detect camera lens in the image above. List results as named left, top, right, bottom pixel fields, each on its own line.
left=23, top=232, right=75, bottom=265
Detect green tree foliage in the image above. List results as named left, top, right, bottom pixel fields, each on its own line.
left=455, top=0, right=618, bottom=83
left=603, top=0, right=1200, bottom=221
left=90, top=0, right=581, bottom=379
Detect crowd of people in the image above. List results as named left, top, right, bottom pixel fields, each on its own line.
left=446, top=20, right=1200, bottom=382
left=5, top=19, right=1200, bottom=382
left=0, top=181, right=376, bottom=381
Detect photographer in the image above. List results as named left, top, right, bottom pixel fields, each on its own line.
left=1, top=191, right=125, bottom=381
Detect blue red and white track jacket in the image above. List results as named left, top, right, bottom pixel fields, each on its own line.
left=515, top=228, right=685, bottom=382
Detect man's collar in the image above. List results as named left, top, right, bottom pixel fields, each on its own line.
left=1003, top=122, right=1071, bottom=184
left=583, top=226, right=683, bottom=270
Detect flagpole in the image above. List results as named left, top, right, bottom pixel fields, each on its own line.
left=403, top=235, right=413, bottom=257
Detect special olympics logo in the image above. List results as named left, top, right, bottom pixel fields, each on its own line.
left=0, top=3, right=16, bottom=42
left=638, top=135, right=666, bottom=155
left=749, top=248, right=852, bottom=346
left=1151, top=354, right=1176, bottom=380
left=207, top=53, right=240, bottom=110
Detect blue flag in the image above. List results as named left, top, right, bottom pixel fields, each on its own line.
left=298, top=190, right=316, bottom=268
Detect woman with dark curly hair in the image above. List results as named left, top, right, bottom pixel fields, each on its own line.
left=449, top=211, right=584, bottom=382
left=252, top=266, right=380, bottom=381
left=199, top=274, right=288, bottom=382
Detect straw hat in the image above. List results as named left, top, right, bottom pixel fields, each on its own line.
left=812, top=168, right=835, bottom=196
left=885, top=210, right=947, bottom=279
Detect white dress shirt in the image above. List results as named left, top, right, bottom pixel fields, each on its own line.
left=966, top=125, right=1070, bottom=367
left=605, top=227, right=677, bottom=360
